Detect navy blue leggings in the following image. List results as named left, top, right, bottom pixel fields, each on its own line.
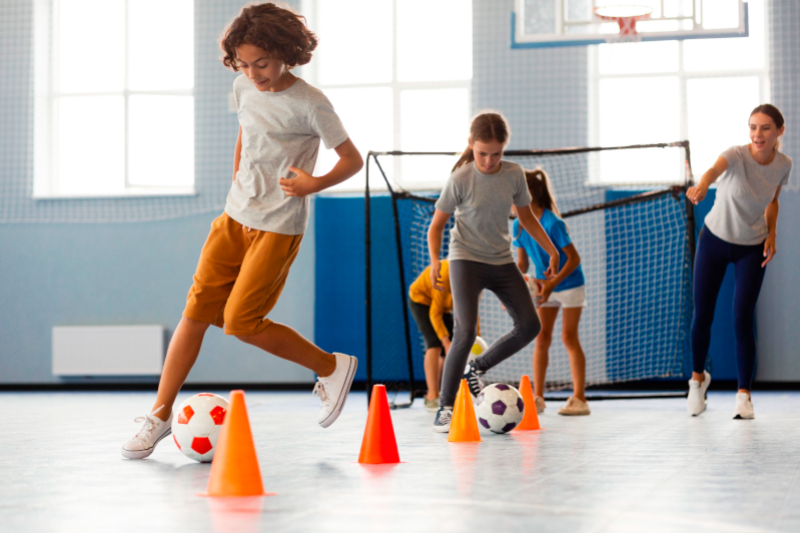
left=691, top=228, right=766, bottom=390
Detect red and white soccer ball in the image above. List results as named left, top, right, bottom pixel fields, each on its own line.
left=171, top=393, right=228, bottom=462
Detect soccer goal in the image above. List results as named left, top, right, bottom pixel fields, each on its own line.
left=365, top=142, right=697, bottom=408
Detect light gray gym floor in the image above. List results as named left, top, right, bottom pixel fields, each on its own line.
left=2, top=390, right=799, bottom=533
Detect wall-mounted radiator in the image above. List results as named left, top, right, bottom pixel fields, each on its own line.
left=52, top=325, right=165, bottom=376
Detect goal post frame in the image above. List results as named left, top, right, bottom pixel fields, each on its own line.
left=365, top=141, right=697, bottom=407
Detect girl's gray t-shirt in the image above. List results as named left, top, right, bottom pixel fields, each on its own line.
left=225, top=76, right=349, bottom=235
left=435, top=160, right=532, bottom=265
left=704, top=145, right=793, bottom=245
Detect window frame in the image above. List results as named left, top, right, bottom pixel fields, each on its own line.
left=33, top=0, right=196, bottom=200
left=588, top=3, right=770, bottom=186
left=301, top=0, right=472, bottom=192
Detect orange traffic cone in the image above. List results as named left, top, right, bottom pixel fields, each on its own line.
left=203, top=390, right=273, bottom=497
left=515, top=375, right=543, bottom=431
left=448, top=379, right=482, bottom=442
left=358, top=384, right=401, bottom=464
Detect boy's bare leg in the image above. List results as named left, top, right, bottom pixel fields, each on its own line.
left=151, top=316, right=211, bottom=421
left=562, top=307, right=586, bottom=402
left=423, top=347, right=443, bottom=401
left=236, top=322, right=336, bottom=377
left=533, top=307, right=559, bottom=398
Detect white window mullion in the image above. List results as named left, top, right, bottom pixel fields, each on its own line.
left=124, top=0, right=130, bottom=190
left=391, top=0, right=402, bottom=181
left=50, top=0, right=61, bottom=196
left=678, top=40, right=689, bottom=145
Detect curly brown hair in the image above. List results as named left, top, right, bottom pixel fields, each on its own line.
left=220, top=2, right=318, bottom=71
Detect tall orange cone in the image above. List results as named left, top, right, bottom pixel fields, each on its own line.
left=358, top=384, right=401, bottom=464
left=204, top=390, right=272, bottom=497
left=448, top=379, right=482, bottom=442
left=515, top=375, right=543, bottom=431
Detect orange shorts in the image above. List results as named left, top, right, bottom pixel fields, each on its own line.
left=183, top=213, right=303, bottom=336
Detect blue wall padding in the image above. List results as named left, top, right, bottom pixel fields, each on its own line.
left=314, top=195, right=367, bottom=381
left=315, top=194, right=416, bottom=383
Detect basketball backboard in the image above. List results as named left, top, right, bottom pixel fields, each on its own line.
left=512, top=0, right=749, bottom=48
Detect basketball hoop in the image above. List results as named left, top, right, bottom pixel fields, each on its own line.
left=594, top=5, right=653, bottom=43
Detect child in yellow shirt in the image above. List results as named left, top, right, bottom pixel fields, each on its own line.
left=409, top=260, right=454, bottom=411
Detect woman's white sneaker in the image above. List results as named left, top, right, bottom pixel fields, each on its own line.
left=687, top=371, right=711, bottom=416
left=121, top=406, right=172, bottom=459
left=733, top=392, right=755, bottom=419
left=314, top=352, right=358, bottom=428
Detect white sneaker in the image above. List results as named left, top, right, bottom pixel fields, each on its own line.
left=558, top=397, right=591, bottom=416
left=687, top=371, right=711, bottom=416
left=733, top=392, right=755, bottom=420
left=314, top=352, right=358, bottom=428
left=534, top=395, right=546, bottom=414
left=121, top=406, right=172, bottom=459
left=432, top=406, right=453, bottom=433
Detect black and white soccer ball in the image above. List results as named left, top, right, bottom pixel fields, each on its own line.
left=475, top=383, right=525, bottom=434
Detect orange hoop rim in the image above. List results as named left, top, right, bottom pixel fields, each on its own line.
left=593, top=5, right=653, bottom=21
left=593, top=5, right=653, bottom=37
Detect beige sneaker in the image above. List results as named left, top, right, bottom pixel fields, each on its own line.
left=534, top=395, right=546, bottom=414
left=558, top=397, right=590, bottom=416
left=424, top=397, right=439, bottom=412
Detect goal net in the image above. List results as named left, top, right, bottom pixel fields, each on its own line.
left=365, top=143, right=696, bottom=406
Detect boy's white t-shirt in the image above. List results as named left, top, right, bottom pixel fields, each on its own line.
left=225, top=75, right=349, bottom=235
left=703, top=145, right=793, bottom=245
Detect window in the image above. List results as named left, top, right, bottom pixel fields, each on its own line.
left=34, top=0, right=195, bottom=198
left=301, top=0, right=472, bottom=191
left=590, top=0, right=768, bottom=184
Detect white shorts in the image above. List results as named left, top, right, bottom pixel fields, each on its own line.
left=532, top=284, right=587, bottom=309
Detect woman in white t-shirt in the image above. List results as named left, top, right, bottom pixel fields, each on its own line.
left=686, top=104, right=792, bottom=420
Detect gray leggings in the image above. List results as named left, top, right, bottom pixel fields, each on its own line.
left=439, top=259, right=542, bottom=407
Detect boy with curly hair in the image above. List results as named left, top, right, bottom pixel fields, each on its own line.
left=122, top=2, right=363, bottom=459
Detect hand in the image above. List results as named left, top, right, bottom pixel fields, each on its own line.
left=686, top=184, right=708, bottom=205
left=430, top=260, right=444, bottom=292
left=762, top=234, right=777, bottom=267
left=534, top=278, right=556, bottom=306
left=441, top=336, right=451, bottom=354
left=279, top=166, right=320, bottom=197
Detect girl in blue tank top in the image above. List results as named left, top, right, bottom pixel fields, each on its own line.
left=513, top=169, right=589, bottom=417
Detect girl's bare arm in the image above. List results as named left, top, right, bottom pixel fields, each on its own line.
left=516, top=247, right=529, bottom=274
left=687, top=156, right=728, bottom=204
left=428, top=209, right=450, bottom=291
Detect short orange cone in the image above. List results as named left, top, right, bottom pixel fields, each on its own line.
left=204, top=390, right=272, bottom=497
left=515, top=375, right=543, bottom=431
left=358, top=384, right=401, bottom=464
left=448, top=379, right=482, bottom=442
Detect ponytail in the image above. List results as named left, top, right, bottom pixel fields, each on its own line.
left=452, top=111, right=511, bottom=172
left=525, top=168, right=561, bottom=218
left=452, top=147, right=474, bottom=172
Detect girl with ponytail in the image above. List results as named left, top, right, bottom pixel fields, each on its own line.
left=514, top=169, right=589, bottom=416
left=427, top=111, right=561, bottom=432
